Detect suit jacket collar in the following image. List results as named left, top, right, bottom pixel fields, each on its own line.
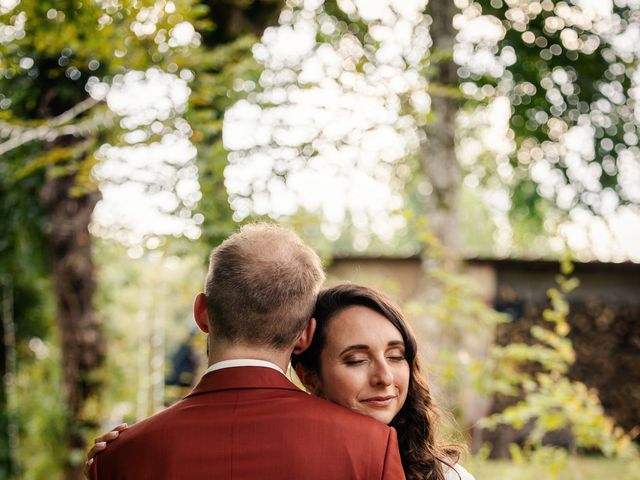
left=186, top=366, right=303, bottom=399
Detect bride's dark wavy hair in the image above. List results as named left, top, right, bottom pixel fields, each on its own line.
left=292, top=283, right=462, bottom=480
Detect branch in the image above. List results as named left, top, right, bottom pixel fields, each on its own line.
left=51, top=96, right=101, bottom=127
left=0, top=97, right=106, bottom=157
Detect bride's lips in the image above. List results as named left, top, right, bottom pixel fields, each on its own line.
left=360, top=396, right=396, bottom=407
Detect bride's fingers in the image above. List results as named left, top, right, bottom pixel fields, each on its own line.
left=83, top=423, right=129, bottom=478
left=88, top=428, right=122, bottom=457
left=96, top=429, right=120, bottom=443
left=97, top=423, right=129, bottom=443
left=111, top=423, right=129, bottom=433
left=87, top=441, right=107, bottom=461
left=91, top=422, right=129, bottom=450
left=83, top=456, right=96, bottom=479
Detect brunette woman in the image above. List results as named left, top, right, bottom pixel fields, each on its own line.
left=293, top=284, right=473, bottom=480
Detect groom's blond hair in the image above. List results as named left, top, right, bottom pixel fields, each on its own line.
left=204, top=223, right=324, bottom=349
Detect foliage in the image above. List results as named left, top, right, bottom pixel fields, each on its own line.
left=14, top=340, right=67, bottom=480
left=396, top=214, right=637, bottom=468
left=478, top=256, right=639, bottom=471
left=1, top=1, right=285, bottom=476
left=0, top=1, right=201, bottom=477
left=0, top=140, right=55, bottom=478
left=2, top=0, right=638, bottom=477
left=396, top=214, right=508, bottom=437
left=92, top=240, right=206, bottom=428
left=220, top=0, right=430, bottom=241
left=182, top=33, right=256, bottom=249
left=218, top=0, right=640, bottom=259
left=466, top=0, right=640, bottom=231
left=0, top=0, right=196, bottom=162
left=0, top=239, right=208, bottom=480
left=467, top=456, right=640, bottom=480
left=174, top=0, right=285, bottom=249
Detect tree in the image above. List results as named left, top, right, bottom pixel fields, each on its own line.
left=182, top=0, right=285, bottom=248
left=458, top=0, right=640, bottom=252
left=422, top=0, right=462, bottom=254
left=224, top=0, right=640, bottom=260
left=222, top=0, right=431, bottom=244
left=1, top=1, right=287, bottom=477
left=0, top=2, right=196, bottom=477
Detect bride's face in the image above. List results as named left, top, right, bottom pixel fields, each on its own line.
left=311, top=305, right=410, bottom=425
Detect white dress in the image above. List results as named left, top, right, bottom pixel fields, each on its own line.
left=444, top=463, right=475, bottom=480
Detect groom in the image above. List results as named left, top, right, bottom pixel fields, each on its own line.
left=91, top=223, right=405, bottom=479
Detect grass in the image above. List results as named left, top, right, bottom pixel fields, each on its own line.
left=464, top=456, right=640, bottom=480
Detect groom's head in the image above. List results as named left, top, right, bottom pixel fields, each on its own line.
left=201, top=223, right=324, bottom=349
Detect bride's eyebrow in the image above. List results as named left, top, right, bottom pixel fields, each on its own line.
left=339, top=340, right=405, bottom=356
left=339, top=344, right=369, bottom=355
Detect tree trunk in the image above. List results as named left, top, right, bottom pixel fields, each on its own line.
left=40, top=174, right=104, bottom=480
left=421, top=0, right=461, bottom=257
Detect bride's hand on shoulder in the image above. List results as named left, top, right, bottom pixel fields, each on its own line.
left=83, top=423, right=128, bottom=479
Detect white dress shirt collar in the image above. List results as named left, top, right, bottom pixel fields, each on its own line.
left=205, top=358, right=286, bottom=376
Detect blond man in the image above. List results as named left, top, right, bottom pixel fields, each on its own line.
left=90, top=224, right=405, bottom=479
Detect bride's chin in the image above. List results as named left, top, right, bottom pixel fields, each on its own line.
left=368, top=411, right=394, bottom=425
left=357, top=406, right=395, bottom=425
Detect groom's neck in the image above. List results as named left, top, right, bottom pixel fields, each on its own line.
left=208, top=338, right=292, bottom=372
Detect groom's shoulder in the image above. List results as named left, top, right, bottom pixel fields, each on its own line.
left=98, top=398, right=190, bottom=457
left=281, top=393, right=399, bottom=468
left=294, top=391, right=393, bottom=434
left=94, top=388, right=399, bottom=478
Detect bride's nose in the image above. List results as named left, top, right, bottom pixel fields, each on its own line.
left=370, top=359, right=393, bottom=386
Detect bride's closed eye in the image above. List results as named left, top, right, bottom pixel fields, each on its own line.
left=386, top=354, right=406, bottom=362
left=386, top=348, right=406, bottom=362
left=343, top=356, right=368, bottom=366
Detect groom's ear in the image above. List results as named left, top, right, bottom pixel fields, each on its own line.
left=292, top=317, right=316, bottom=355
left=193, top=293, right=209, bottom=333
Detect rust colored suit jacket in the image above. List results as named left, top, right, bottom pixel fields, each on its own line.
left=93, top=366, right=405, bottom=480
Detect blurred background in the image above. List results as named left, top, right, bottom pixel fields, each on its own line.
left=1, top=0, right=639, bottom=478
